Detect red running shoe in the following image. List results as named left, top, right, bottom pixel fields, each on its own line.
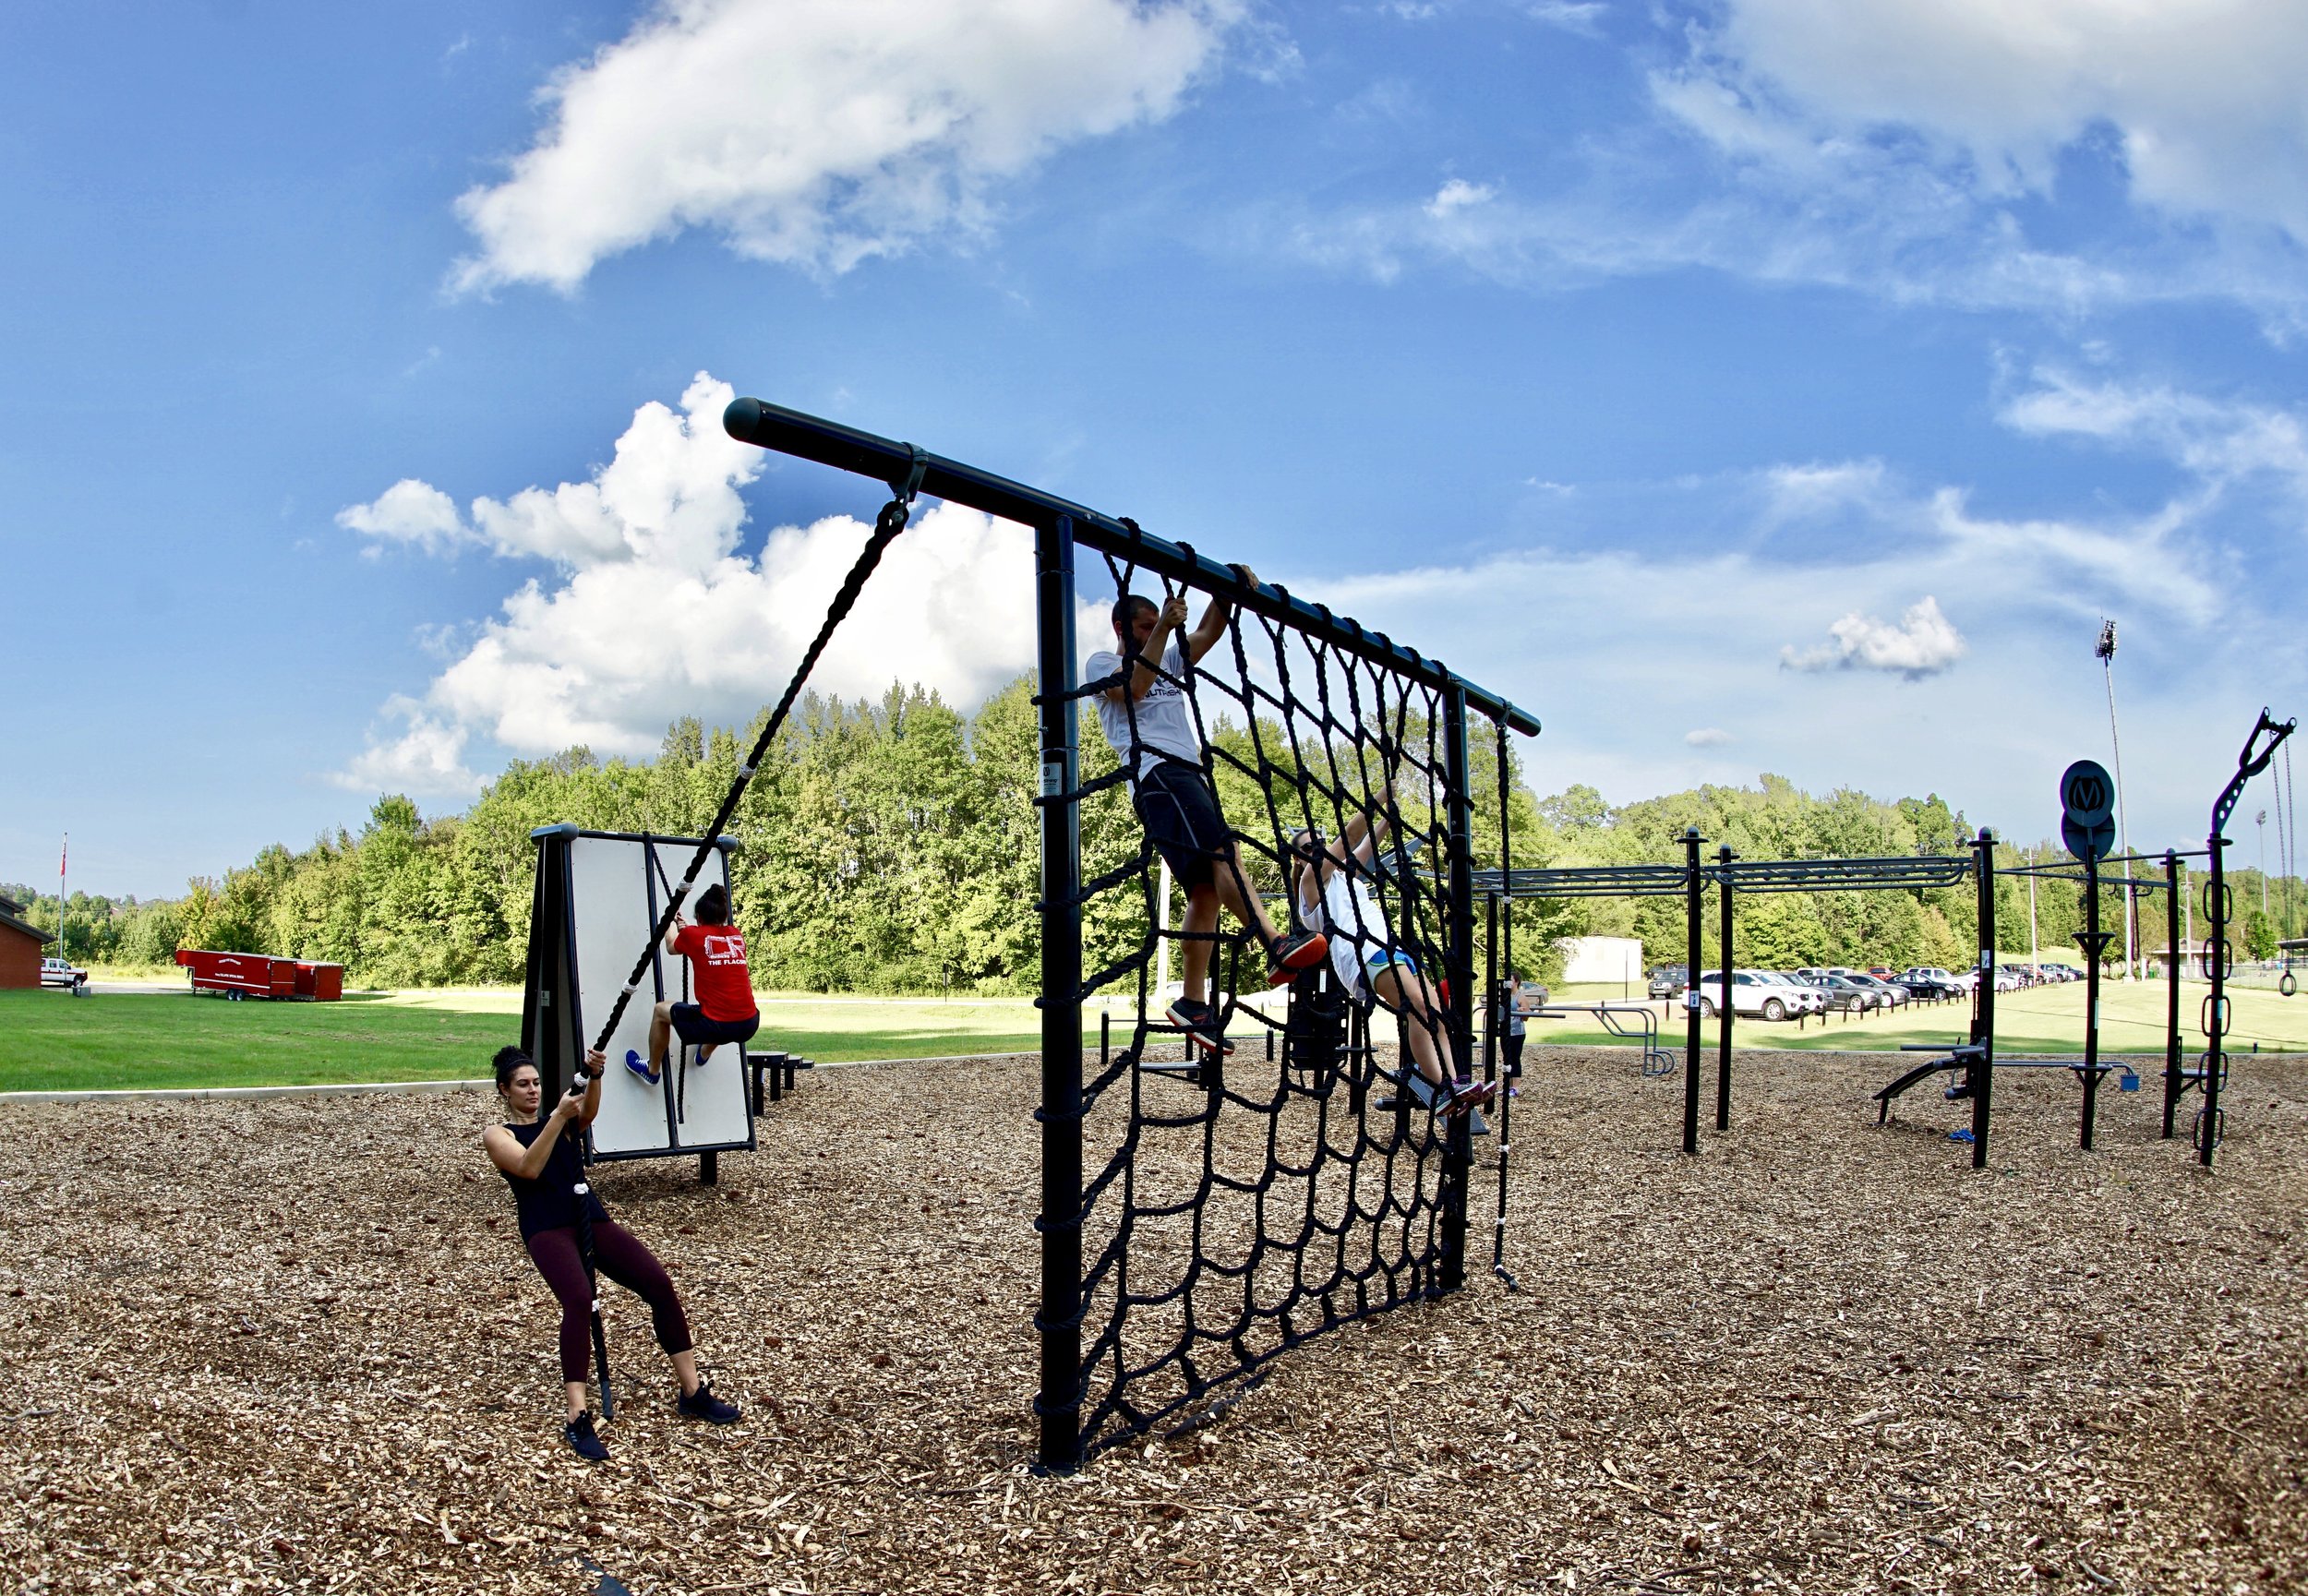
left=1265, top=930, right=1328, bottom=988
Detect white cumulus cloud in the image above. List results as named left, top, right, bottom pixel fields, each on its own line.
left=452, top=0, right=1244, bottom=292
left=1424, top=178, right=1496, bottom=219
left=334, top=373, right=1040, bottom=793
left=1780, top=595, right=1966, bottom=680
left=1684, top=726, right=1733, bottom=747
left=337, top=479, right=468, bottom=558
left=1525, top=3, right=1607, bottom=38
left=1262, top=2, right=2308, bottom=328
left=1999, top=366, right=2308, bottom=493
left=1700, top=0, right=2308, bottom=243
left=331, top=700, right=483, bottom=798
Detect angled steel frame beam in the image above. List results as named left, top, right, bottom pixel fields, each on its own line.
left=725, top=398, right=1540, bottom=738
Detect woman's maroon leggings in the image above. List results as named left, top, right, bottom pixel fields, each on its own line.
left=524, top=1219, right=692, bottom=1382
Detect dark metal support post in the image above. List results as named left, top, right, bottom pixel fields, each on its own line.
left=1715, top=844, right=1736, bottom=1133
left=2198, top=711, right=2298, bottom=1167
left=1439, top=686, right=1475, bottom=1295
left=1970, top=830, right=1996, bottom=1170
left=2204, top=825, right=2229, bottom=1169
left=1033, top=516, right=1085, bottom=1473
left=2163, top=850, right=2182, bottom=1138
left=2079, top=848, right=2103, bottom=1149
left=1681, top=827, right=1704, bottom=1156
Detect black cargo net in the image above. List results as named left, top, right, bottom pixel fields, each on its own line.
left=1041, top=546, right=1507, bottom=1460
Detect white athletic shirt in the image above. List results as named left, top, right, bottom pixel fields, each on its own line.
left=1086, top=642, right=1200, bottom=777
left=1298, top=858, right=1394, bottom=998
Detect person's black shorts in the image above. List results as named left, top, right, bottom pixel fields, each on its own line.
left=1132, top=760, right=1232, bottom=891
left=668, top=1004, right=760, bottom=1050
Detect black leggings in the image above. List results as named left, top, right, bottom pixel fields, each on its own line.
left=1502, top=1033, right=1525, bottom=1077
left=524, top=1219, right=692, bottom=1382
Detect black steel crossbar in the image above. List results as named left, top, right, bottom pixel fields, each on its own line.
left=1473, top=864, right=1689, bottom=899
left=723, top=397, right=1539, bottom=737
left=1999, top=868, right=2174, bottom=889
left=1474, top=853, right=1970, bottom=900
left=1713, top=855, right=1972, bottom=894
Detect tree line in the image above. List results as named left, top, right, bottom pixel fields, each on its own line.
left=14, top=676, right=2297, bottom=990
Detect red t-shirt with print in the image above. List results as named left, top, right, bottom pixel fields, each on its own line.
left=673, top=923, right=757, bottom=1023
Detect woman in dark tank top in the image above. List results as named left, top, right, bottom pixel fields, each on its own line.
left=483, top=1046, right=741, bottom=1460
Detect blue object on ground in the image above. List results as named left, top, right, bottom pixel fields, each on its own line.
left=1949, top=1128, right=1975, bottom=1144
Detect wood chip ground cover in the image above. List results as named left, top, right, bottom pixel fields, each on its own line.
left=2, top=1045, right=2302, bottom=1594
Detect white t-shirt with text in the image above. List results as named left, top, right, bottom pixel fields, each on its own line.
left=1086, top=642, right=1202, bottom=777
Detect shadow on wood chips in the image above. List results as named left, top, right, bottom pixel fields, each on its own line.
left=2, top=1044, right=2304, bottom=1594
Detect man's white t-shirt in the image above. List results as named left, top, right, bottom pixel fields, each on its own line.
left=1086, top=642, right=1201, bottom=777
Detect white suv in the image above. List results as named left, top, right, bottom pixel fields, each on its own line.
left=1691, top=969, right=1813, bottom=1021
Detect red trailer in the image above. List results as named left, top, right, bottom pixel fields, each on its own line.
left=175, top=949, right=342, bottom=1001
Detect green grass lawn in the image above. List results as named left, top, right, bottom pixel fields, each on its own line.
left=1524, top=977, right=2308, bottom=1056
left=0, top=988, right=1104, bottom=1093
left=12, top=973, right=2298, bottom=1093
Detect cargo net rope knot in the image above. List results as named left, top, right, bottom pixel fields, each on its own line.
left=1040, top=542, right=1515, bottom=1461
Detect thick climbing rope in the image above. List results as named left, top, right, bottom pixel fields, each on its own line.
left=585, top=451, right=928, bottom=1057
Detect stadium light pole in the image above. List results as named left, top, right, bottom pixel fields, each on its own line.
left=2258, top=809, right=2269, bottom=921
left=2097, top=620, right=2137, bottom=978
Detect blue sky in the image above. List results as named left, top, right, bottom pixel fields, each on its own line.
left=5, top=0, right=2305, bottom=899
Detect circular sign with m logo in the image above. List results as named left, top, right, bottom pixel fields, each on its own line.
left=2060, top=760, right=2115, bottom=829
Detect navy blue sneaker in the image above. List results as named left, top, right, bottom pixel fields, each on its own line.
left=624, top=1048, right=660, bottom=1086
left=563, top=1411, right=610, bottom=1460
left=676, top=1381, right=740, bottom=1424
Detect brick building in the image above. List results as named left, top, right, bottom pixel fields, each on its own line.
left=0, top=892, right=56, bottom=990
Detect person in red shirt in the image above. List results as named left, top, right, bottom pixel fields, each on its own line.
left=627, top=882, right=761, bottom=1085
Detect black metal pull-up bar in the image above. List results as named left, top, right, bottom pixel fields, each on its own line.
left=722, top=397, right=1540, bottom=738
left=1473, top=853, right=1977, bottom=901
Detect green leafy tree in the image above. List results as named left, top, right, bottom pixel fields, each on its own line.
left=2244, top=906, right=2278, bottom=961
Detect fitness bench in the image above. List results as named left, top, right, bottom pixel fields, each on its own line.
left=748, top=1050, right=813, bottom=1116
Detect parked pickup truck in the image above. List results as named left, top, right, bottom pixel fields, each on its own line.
left=40, top=956, right=88, bottom=990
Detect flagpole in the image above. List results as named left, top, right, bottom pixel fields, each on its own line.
left=58, top=833, right=67, bottom=963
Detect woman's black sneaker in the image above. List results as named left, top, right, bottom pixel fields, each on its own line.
left=676, top=1382, right=740, bottom=1424
left=563, top=1412, right=610, bottom=1460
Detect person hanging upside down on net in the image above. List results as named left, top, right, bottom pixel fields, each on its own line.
left=1291, top=776, right=1496, bottom=1121
left=628, top=882, right=760, bottom=1086
left=482, top=1046, right=739, bottom=1460
left=1088, top=580, right=1328, bottom=1058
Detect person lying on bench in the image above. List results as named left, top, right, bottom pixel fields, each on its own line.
left=1291, top=776, right=1494, bottom=1121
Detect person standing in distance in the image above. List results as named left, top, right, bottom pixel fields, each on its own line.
left=1495, top=966, right=1530, bottom=1098
left=1088, top=580, right=1327, bottom=1059
left=629, top=882, right=760, bottom=1085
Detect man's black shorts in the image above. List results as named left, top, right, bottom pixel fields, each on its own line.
left=1132, top=760, right=1232, bottom=891
left=669, top=1003, right=760, bottom=1050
